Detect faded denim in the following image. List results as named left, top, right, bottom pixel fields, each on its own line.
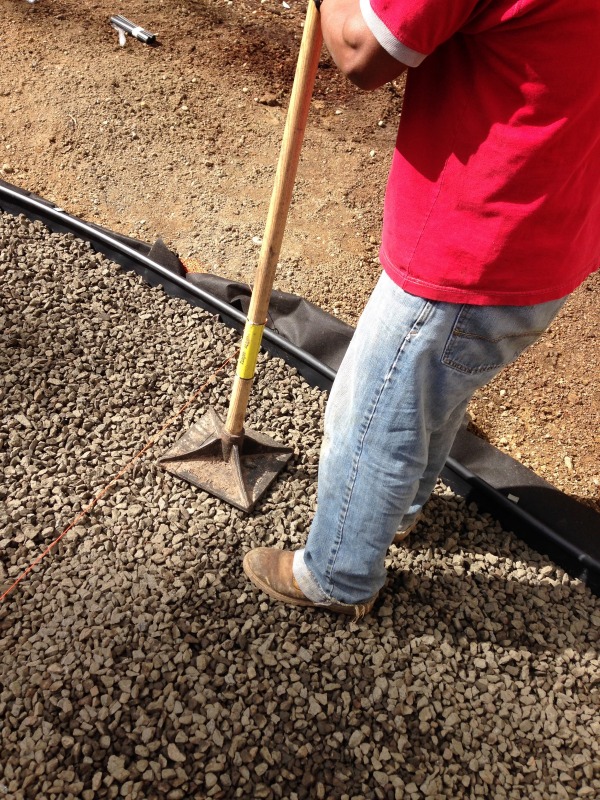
left=293, top=272, right=567, bottom=604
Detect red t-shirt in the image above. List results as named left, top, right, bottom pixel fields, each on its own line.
left=360, top=0, right=600, bottom=305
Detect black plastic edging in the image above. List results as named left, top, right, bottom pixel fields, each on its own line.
left=442, top=457, right=600, bottom=593
left=2, top=182, right=599, bottom=594
left=0, top=183, right=336, bottom=391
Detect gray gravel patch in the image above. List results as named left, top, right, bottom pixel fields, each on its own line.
left=1, top=212, right=599, bottom=800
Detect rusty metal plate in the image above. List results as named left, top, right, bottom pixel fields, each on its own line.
left=159, top=409, right=293, bottom=513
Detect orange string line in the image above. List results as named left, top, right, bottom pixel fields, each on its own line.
left=0, top=353, right=236, bottom=604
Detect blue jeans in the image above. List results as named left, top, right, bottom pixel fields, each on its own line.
left=293, top=272, right=567, bottom=604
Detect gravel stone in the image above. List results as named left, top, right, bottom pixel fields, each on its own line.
left=0, top=212, right=599, bottom=799
left=107, top=756, right=128, bottom=781
left=167, top=744, right=186, bottom=763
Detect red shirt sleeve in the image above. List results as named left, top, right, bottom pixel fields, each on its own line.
left=361, top=0, right=481, bottom=60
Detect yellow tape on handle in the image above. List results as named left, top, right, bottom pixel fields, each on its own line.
left=237, top=321, right=265, bottom=380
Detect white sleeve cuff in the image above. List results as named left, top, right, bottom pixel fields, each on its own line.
left=359, top=0, right=427, bottom=68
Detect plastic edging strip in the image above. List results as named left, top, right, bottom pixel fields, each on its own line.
left=1, top=180, right=598, bottom=594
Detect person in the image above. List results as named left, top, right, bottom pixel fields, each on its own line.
left=243, top=0, right=600, bottom=617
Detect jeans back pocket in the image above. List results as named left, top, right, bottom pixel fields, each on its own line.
left=441, top=299, right=567, bottom=376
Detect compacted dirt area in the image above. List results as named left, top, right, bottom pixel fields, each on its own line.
left=1, top=0, right=598, bottom=512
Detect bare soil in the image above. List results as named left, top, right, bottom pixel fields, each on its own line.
left=2, top=0, right=598, bottom=513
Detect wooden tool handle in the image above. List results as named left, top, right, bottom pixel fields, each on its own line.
left=226, top=2, right=323, bottom=436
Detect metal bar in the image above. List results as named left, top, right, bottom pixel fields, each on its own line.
left=109, top=15, right=156, bottom=44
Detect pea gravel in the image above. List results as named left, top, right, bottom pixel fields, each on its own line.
left=1, top=212, right=599, bottom=800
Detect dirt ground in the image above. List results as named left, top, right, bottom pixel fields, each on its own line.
left=2, top=0, right=598, bottom=514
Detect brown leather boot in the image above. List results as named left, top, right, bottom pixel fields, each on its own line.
left=242, top=548, right=377, bottom=619
left=392, top=513, right=423, bottom=545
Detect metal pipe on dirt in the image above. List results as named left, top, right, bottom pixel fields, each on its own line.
left=224, top=1, right=323, bottom=437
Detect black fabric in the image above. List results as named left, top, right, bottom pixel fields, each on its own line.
left=0, top=179, right=350, bottom=372
left=186, top=273, right=354, bottom=372
left=131, top=232, right=353, bottom=371
left=148, top=238, right=187, bottom=279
